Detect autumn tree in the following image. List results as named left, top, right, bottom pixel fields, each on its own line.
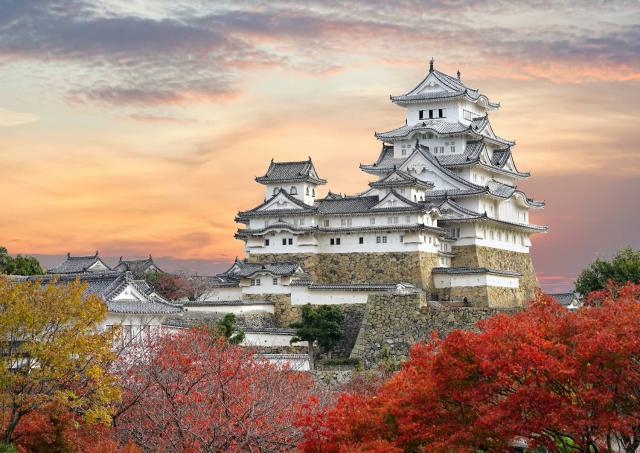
left=301, top=284, right=640, bottom=453
left=113, top=327, right=315, bottom=452
left=0, top=247, right=43, bottom=276
left=0, top=277, right=120, bottom=443
left=290, top=304, right=344, bottom=369
left=575, top=247, right=640, bottom=295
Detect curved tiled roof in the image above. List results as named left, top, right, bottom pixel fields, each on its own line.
left=47, top=252, right=111, bottom=274
left=22, top=271, right=181, bottom=315
left=255, top=158, right=326, bottom=185
left=390, top=67, right=500, bottom=109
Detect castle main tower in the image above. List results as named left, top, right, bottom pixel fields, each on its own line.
left=234, top=61, right=546, bottom=307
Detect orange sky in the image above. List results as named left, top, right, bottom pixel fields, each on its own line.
left=1, top=1, right=639, bottom=291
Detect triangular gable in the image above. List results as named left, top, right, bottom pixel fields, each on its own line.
left=379, top=170, right=414, bottom=184
left=479, top=147, right=492, bottom=166
left=371, top=191, right=420, bottom=210
left=255, top=191, right=311, bottom=212
left=407, top=71, right=458, bottom=97
left=87, top=259, right=109, bottom=272
left=111, top=281, right=148, bottom=302
left=438, top=200, right=481, bottom=219
left=399, top=148, right=473, bottom=191
left=502, top=154, right=517, bottom=173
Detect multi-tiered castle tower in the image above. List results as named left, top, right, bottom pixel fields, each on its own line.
left=234, top=61, right=546, bottom=307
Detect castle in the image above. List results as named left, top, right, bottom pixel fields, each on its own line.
left=231, top=60, right=546, bottom=308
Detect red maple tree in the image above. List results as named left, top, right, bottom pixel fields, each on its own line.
left=300, top=283, right=640, bottom=453
left=113, top=327, right=315, bottom=452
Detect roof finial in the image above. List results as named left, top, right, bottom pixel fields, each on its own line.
left=429, top=58, right=434, bottom=73
left=67, top=252, right=71, bottom=258
left=95, top=250, right=99, bottom=257
left=457, top=68, right=461, bottom=80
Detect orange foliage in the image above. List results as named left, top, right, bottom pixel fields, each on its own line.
left=300, top=283, right=640, bottom=453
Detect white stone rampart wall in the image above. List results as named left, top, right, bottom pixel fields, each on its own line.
left=243, top=331, right=300, bottom=347
left=201, top=286, right=243, bottom=301
left=432, top=273, right=520, bottom=289
left=183, top=303, right=275, bottom=315
left=290, top=287, right=369, bottom=305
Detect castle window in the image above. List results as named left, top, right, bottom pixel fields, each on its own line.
left=419, top=110, right=425, bottom=120
left=330, top=238, right=335, bottom=245
left=382, top=236, right=387, bottom=243
left=251, top=278, right=261, bottom=286
left=463, top=109, right=474, bottom=121
left=306, top=187, right=309, bottom=195
left=359, top=237, right=364, bottom=244
left=400, top=235, right=404, bottom=243
left=272, top=278, right=278, bottom=285
left=438, top=108, right=444, bottom=118
left=376, top=236, right=381, bottom=244
left=312, top=188, right=316, bottom=196
left=370, top=217, right=376, bottom=225
left=336, top=237, right=341, bottom=245
left=265, top=239, right=270, bottom=246
left=282, top=238, right=287, bottom=245
left=428, top=110, right=434, bottom=119
left=401, top=149, right=407, bottom=156
left=405, top=216, right=411, bottom=223
left=290, top=186, right=297, bottom=195
left=324, top=220, right=330, bottom=227
left=299, top=218, right=305, bottom=226
left=450, top=145, right=455, bottom=153
left=288, top=238, right=293, bottom=245
left=341, top=218, right=352, bottom=226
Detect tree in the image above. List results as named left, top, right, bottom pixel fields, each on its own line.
left=0, top=277, right=120, bottom=443
left=575, top=247, right=640, bottom=295
left=113, top=328, right=315, bottom=452
left=301, top=284, right=640, bottom=453
left=0, top=247, right=43, bottom=276
left=212, top=313, right=245, bottom=345
left=290, top=304, right=344, bottom=370
left=143, top=271, right=187, bottom=300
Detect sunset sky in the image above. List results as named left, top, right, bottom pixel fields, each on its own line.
left=1, top=0, right=639, bottom=291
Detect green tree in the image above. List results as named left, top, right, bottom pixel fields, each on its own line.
left=0, top=277, right=120, bottom=443
left=0, top=247, right=43, bottom=276
left=290, top=304, right=344, bottom=369
left=212, top=313, right=245, bottom=345
left=575, top=247, right=640, bottom=295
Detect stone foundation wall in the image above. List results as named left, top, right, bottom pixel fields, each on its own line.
left=243, top=293, right=297, bottom=327
left=248, top=252, right=438, bottom=289
left=350, top=293, right=515, bottom=367
left=433, top=286, right=521, bottom=308
left=451, top=245, right=538, bottom=306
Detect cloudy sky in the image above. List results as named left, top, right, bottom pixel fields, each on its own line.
left=1, top=0, right=639, bottom=291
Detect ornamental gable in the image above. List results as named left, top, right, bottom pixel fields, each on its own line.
left=256, top=191, right=309, bottom=212
left=399, top=150, right=468, bottom=190
left=371, top=191, right=418, bottom=210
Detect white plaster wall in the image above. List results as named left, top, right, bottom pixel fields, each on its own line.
left=201, top=287, right=242, bottom=302
left=258, top=354, right=311, bottom=371
left=290, top=287, right=369, bottom=305
left=433, top=273, right=519, bottom=289
left=405, top=100, right=458, bottom=125
left=242, top=331, right=301, bottom=347
left=183, top=304, right=274, bottom=314
left=243, top=274, right=291, bottom=294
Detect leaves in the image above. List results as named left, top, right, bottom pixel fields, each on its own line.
left=575, top=247, right=640, bottom=295
left=300, top=284, right=640, bottom=453
left=0, top=277, right=119, bottom=443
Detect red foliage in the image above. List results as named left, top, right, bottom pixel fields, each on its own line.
left=11, top=404, right=139, bottom=453
left=301, top=283, right=640, bottom=453
left=114, top=328, right=315, bottom=452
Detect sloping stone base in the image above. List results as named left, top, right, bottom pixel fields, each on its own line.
left=247, top=252, right=438, bottom=289
left=450, top=245, right=538, bottom=306
left=350, top=293, right=517, bottom=367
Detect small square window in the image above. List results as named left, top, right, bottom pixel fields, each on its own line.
left=439, top=108, right=444, bottom=118
left=265, top=239, right=270, bottom=246
left=359, top=237, right=364, bottom=244
left=400, top=235, right=404, bottom=243
left=288, top=238, right=293, bottom=245
left=336, top=238, right=341, bottom=245
left=382, top=236, right=387, bottom=243
left=282, top=238, right=287, bottom=246
left=324, top=220, right=330, bottom=227
left=330, top=238, right=335, bottom=245
left=272, top=278, right=278, bottom=285
left=370, top=217, right=376, bottom=225
left=376, top=236, right=381, bottom=244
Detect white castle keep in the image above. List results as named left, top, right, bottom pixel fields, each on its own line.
left=231, top=61, right=547, bottom=308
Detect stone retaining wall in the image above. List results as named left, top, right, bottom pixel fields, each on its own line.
left=451, top=245, right=538, bottom=306
left=247, top=252, right=438, bottom=288
left=350, top=293, right=517, bottom=367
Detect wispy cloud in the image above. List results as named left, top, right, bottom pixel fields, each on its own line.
left=0, top=108, right=39, bottom=126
